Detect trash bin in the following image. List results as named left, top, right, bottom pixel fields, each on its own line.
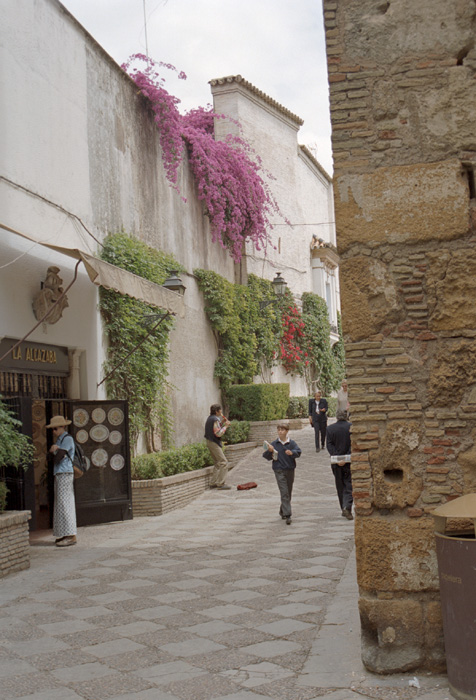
left=432, top=494, right=476, bottom=700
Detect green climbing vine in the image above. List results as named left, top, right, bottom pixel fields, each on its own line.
left=99, top=233, right=182, bottom=451
left=194, top=270, right=281, bottom=395
left=301, top=292, right=342, bottom=396
left=195, top=270, right=346, bottom=398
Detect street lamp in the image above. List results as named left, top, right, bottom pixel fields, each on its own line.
left=142, top=272, right=186, bottom=325
left=259, top=272, right=288, bottom=310
left=161, top=271, right=186, bottom=296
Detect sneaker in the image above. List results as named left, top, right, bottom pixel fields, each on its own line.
left=316, top=447, right=320, bottom=452
left=342, top=509, right=353, bottom=520
left=209, top=484, right=218, bottom=489
left=286, top=516, right=292, bottom=525
left=216, top=484, right=231, bottom=490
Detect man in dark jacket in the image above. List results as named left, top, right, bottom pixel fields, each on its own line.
left=263, top=422, right=301, bottom=525
left=326, top=409, right=353, bottom=520
left=308, top=389, right=328, bottom=452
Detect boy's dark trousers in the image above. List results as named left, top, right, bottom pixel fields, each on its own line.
left=274, top=468, right=295, bottom=518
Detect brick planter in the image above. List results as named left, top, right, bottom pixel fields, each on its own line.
left=132, top=441, right=259, bottom=517
left=248, top=419, right=308, bottom=444
left=224, top=441, right=258, bottom=468
left=0, top=510, right=31, bottom=578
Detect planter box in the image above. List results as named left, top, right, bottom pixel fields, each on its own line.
left=224, top=441, right=258, bottom=468
left=0, top=510, right=31, bottom=578
left=132, top=466, right=214, bottom=517
left=248, top=419, right=308, bottom=444
left=132, top=441, right=259, bottom=517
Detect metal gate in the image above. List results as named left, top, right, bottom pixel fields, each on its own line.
left=67, top=400, right=132, bottom=527
left=1, top=398, right=132, bottom=529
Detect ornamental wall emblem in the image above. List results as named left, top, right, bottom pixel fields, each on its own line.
left=32, top=266, right=69, bottom=324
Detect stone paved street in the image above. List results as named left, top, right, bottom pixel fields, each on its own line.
left=0, top=425, right=451, bottom=700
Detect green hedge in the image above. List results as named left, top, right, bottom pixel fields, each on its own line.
left=287, top=396, right=309, bottom=419
left=224, top=420, right=250, bottom=445
left=228, top=383, right=289, bottom=421
left=132, top=442, right=213, bottom=480
left=286, top=395, right=337, bottom=419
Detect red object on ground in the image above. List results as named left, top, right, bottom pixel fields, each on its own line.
left=237, top=482, right=258, bottom=490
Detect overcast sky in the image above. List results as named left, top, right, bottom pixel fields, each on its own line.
left=60, top=0, right=333, bottom=174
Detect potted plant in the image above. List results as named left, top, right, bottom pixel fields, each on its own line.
left=0, top=397, right=34, bottom=513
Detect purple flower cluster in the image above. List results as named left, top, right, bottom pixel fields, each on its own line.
left=123, top=55, right=280, bottom=262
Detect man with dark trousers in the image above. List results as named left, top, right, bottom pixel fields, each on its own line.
left=308, top=389, right=328, bottom=452
left=204, top=404, right=231, bottom=490
left=326, top=408, right=353, bottom=520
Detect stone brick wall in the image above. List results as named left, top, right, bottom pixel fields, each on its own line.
left=0, top=511, right=31, bottom=578
left=324, top=0, right=476, bottom=674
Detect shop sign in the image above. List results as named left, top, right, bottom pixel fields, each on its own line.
left=0, top=338, right=69, bottom=374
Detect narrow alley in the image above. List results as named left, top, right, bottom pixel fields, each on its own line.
left=0, top=426, right=449, bottom=700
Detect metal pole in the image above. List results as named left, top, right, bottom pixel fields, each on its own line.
left=97, top=311, right=171, bottom=388
left=143, top=0, right=149, bottom=59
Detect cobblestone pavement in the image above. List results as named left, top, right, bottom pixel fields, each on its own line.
left=0, top=425, right=451, bottom=700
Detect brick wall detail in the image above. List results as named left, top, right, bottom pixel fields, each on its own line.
left=0, top=510, right=31, bottom=578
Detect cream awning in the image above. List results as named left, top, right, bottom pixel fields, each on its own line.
left=1, top=224, right=185, bottom=317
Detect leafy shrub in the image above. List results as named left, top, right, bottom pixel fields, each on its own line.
left=160, top=443, right=212, bottom=476
left=287, top=396, right=309, bottom=419
left=224, top=420, right=250, bottom=445
left=0, top=482, right=8, bottom=513
left=132, top=441, right=213, bottom=480
left=0, top=397, right=34, bottom=470
left=228, top=383, right=289, bottom=421
left=327, top=396, right=337, bottom=418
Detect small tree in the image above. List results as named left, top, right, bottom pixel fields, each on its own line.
left=0, top=398, right=34, bottom=512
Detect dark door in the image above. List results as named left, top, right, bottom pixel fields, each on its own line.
left=65, top=400, right=133, bottom=527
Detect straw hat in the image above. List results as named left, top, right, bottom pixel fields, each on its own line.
left=46, top=415, right=72, bottom=429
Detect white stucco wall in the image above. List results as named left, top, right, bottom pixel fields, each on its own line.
left=1, top=0, right=232, bottom=447
left=211, top=78, right=338, bottom=397
left=1, top=1, right=335, bottom=449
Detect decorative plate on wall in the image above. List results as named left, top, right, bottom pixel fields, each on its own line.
left=73, top=408, right=89, bottom=428
left=91, top=448, right=108, bottom=467
left=109, top=430, right=122, bottom=445
left=91, top=407, right=106, bottom=424
left=75, top=429, right=89, bottom=444
left=90, top=424, right=109, bottom=443
left=108, top=407, right=124, bottom=426
left=110, top=454, right=125, bottom=471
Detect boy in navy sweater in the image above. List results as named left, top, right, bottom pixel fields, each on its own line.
left=263, top=422, right=301, bottom=524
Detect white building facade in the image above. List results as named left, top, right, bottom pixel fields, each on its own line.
left=1, top=0, right=339, bottom=452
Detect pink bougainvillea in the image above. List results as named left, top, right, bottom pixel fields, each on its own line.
left=122, top=54, right=281, bottom=262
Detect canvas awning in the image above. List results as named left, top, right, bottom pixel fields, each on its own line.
left=1, top=224, right=185, bottom=317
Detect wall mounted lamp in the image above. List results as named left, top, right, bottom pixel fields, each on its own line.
left=259, top=272, right=288, bottom=310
